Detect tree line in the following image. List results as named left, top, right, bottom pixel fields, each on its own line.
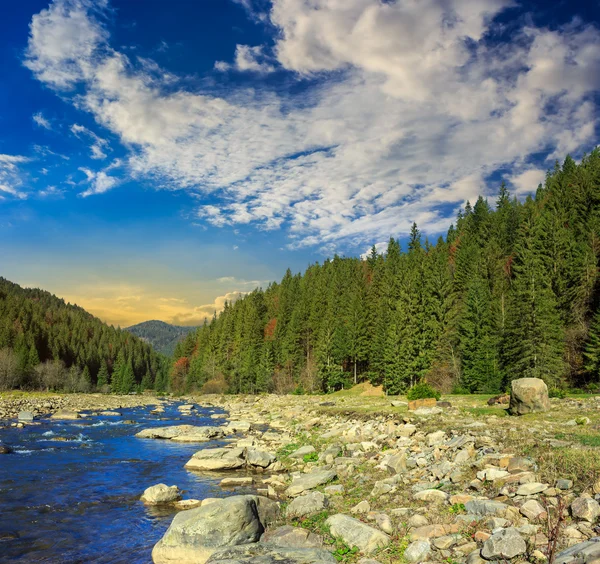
left=0, top=278, right=169, bottom=392
left=171, top=150, right=600, bottom=395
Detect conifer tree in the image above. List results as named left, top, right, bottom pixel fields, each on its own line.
left=96, top=360, right=109, bottom=390
left=584, top=307, right=600, bottom=379
left=121, top=360, right=136, bottom=394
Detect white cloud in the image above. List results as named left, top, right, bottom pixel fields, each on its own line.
left=0, top=154, right=30, bottom=200
left=24, top=0, right=600, bottom=249
left=215, top=44, right=275, bottom=73
left=33, top=112, right=52, bottom=129
left=71, top=123, right=109, bottom=159
left=508, top=168, right=546, bottom=195
left=360, top=240, right=388, bottom=260
left=78, top=164, right=119, bottom=196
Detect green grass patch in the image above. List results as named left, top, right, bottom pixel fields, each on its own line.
left=462, top=406, right=508, bottom=417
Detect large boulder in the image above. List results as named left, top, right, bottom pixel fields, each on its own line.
left=185, top=448, right=246, bottom=471
left=136, top=425, right=197, bottom=439
left=285, top=470, right=337, bottom=497
left=325, top=514, right=390, bottom=555
left=171, top=427, right=226, bottom=443
left=51, top=409, right=81, bottom=420
left=141, top=484, right=182, bottom=505
left=18, top=411, right=34, bottom=422
left=246, top=449, right=276, bottom=468
left=152, top=495, right=279, bottom=564
left=509, top=378, right=550, bottom=415
left=481, top=527, right=526, bottom=560
left=554, top=538, right=600, bottom=564
left=286, top=492, right=328, bottom=519
left=206, top=543, right=336, bottom=563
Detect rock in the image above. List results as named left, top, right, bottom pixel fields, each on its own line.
left=289, top=445, right=316, bottom=459
left=18, top=411, right=34, bottom=422
left=408, top=398, right=437, bottom=411
left=391, top=401, right=407, bottom=407
left=220, top=477, right=253, bottom=487
left=516, top=482, right=548, bottom=496
left=174, top=500, right=203, bottom=510
left=0, top=443, right=11, bottom=454
left=427, top=430, right=446, bottom=446
left=50, top=409, right=80, bottom=420
left=351, top=500, right=370, bottom=515
left=171, top=428, right=227, bottom=443
left=185, top=448, right=246, bottom=471
left=481, top=527, right=526, bottom=560
left=408, top=514, right=429, bottom=528
left=285, top=470, right=337, bottom=497
left=286, top=492, right=328, bottom=519
left=325, top=485, right=344, bottom=495
left=246, top=449, right=276, bottom=468
left=372, top=513, right=393, bottom=535
left=178, top=404, right=196, bottom=411
left=413, top=489, right=449, bottom=503
left=398, top=424, right=417, bottom=437
left=141, top=484, right=182, bottom=505
left=571, top=497, right=600, bottom=522
left=477, top=468, right=509, bottom=481
left=510, top=378, right=550, bottom=415
left=100, top=410, right=121, bottom=416
left=226, top=420, right=253, bottom=433
left=404, top=540, right=431, bottom=563
left=465, top=499, right=507, bottom=516
left=433, top=534, right=460, bottom=549
left=556, top=479, right=574, bottom=490
left=152, top=495, right=279, bottom=564
left=136, top=425, right=197, bottom=439
left=410, top=524, right=461, bottom=541
left=261, top=526, right=323, bottom=549
left=554, top=538, right=600, bottom=564
left=206, top=543, right=337, bottom=563
left=487, top=394, right=510, bottom=405
left=325, top=514, right=390, bottom=555
left=508, top=457, right=536, bottom=473
left=520, top=499, right=547, bottom=521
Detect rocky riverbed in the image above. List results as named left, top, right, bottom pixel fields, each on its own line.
left=141, top=391, right=600, bottom=564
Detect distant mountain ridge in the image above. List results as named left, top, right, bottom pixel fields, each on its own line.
left=126, top=320, right=197, bottom=356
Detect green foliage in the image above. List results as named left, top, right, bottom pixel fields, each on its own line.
left=302, top=452, right=319, bottom=463
left=549, top=387, right=567, bottom=399
left=126, top=320, right=197, bottom=356
left=406, top=382, right=440, bottom=401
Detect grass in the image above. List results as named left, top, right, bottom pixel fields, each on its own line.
left=462, top=406, right=509, bottom=417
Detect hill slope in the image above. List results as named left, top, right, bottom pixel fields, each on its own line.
left=0, top=277, right=168, bottom=392
left=126, top=320, right=197, bottom=356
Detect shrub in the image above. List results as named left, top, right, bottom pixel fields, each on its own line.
left=406, top=382, right=440, bottom=401
left=549, top=388, right=567, bottom=399
left=303, top=452, right=319, bottom=463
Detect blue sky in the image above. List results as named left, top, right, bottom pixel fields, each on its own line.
left=0, top=0, right=599, bottom=326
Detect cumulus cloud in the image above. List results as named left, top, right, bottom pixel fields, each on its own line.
left=216, top=44, right=275, bottom=73
left=0, top=154, right=30, bottom=200
left=23, top=0, right=600, bottom=248
left=78, top=165, right=119, bottom=196
left=508, top=168, right=546, bottom=195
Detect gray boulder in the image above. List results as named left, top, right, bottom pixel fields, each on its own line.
left=481, top=527, right=526, bottom=560
left=555, top=538, right=600, bottom=564
left=137, top=425, right=197, bottom=439
left=404, top=540, right=431, bottom=563
left=18, top=411, right=34, bottom=422
left=185, top=448, right=246, bottom=471
left=0, top=443, right=11, bottom=454
left=465, top=499, right=507, bottom=516
left=325, top=514, right=390, bottom=555
left=286, top=492, right=328, bottom=519
left=285, top=470, right=336, bottom=497
left=261, top=526, right=324, bottom=548
left=141, top=484, right=182, bottom=505
left=571, top=497, right=600, bottom=522
left=289, top=446, right=316, bottom=459
left=510, top=378, right=550, bottom=415
left=206, top=543, right=336, bottom=563
left=171, top=427, right=227, bottom=443
left=246, top=449, right=276, bottom=468
left=152, top=495, right=279, bottom=564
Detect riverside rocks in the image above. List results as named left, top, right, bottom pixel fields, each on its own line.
left=0, top=442, right=11, bottom=454
left=286, top=491, right=328, bottom=519
left=285, top=470, right=337, bottom=497
left=481, top=527, right=527, bottom=559
left=152, top=495, right=279, bottom=564
left=205, top=544, right=337, bottom=564
left=325, top=514, right=390, bottom=554
left=510, top=377, right=550, bottom=415
left=141, top=484, right=182, bottom=505
left=184, top=448, right=247, bottom=471
left=136, top=425, right=226, bottom=441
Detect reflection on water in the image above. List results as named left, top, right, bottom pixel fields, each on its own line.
left=0, top=402, right=229, bottom=563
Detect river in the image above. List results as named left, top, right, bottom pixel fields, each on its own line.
left=0, top=402, right=235, bottom=563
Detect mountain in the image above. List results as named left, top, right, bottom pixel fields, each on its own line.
left=126, top=320, right=197, bottom=356
left=0, top=277, right=168, bottom=392
left=169, top=149, right=600, bottom=396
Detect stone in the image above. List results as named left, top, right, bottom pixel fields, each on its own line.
left=100, top=411, right=121, bottom=416
left=481, top=527, right=526, bottom=560
left=171, top=428, right=227, bottom=443
left=174, top=500, right=203, bottom=510
left=0, top=443, right=11, bottom=454
left=372, top=513, right=393, bottom=535
left=351, top=500, right=371, bottom=515
left=325, top=485, right=344, bottom=495
left=510, top=378, right=550, bottom=415
left=286, top=492, right=328, bottom=519
left=152, top=495, right=279, bottom=564
left=408, top=398, right=437, bottom=411
left=477, top=468, right=509, bottom=481
left=413, top=489, right=449, bottom=503
left=554, top=538, right=600, bottom=564
left=261, top=526, right=324, bottom=549
left=220, top=477, right=253, bottom=487
left=404, top=540, right=431, bottom=563
left=289, top=445, right=317, bottom=459
left=285, top=470, right=337, bottom=497
left=433, top=534, right=460, bottom=550
left=517, top=482, right=548, bottom=496
left=465, top=499, right=507, bottom=516
left=226, top=420, right=253, bottom=433
left=408, top=514, right=429, bottom=528
left=520, top=500, right=547, bottom=521
left=508, top=457, right=536, bottom=474
left=18, top=411, right=34, bottom=422
left=427, top=430, right=446, bottom=446
left=325, top=514, right=390, bottom=555
left=246, top=449, right=276, bottom=468
left=141, top=484, right=182, bottom=505
left=185, top=448, right=246, bottom=471
left=410, top=524, right=461, bottom=541
left=136, top=425, right=197, bottom=439
left=205, top=543, right=337, bottom=564
left=571, top=497, right=600, bottom=522
left=50, top=409, right=80, bottom=420
left=398, top=424, right=417, bottom=437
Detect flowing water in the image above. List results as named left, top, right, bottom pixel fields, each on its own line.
left=0, top=402, right=234, bottom=563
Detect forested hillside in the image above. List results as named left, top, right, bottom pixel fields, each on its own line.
left=127, top=320, right=197, bottom=356
left=0, top=278, right=169, bottom=392
left=171, top=150, right=600, bottom=395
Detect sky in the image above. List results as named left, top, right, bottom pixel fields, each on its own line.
left=1, top=0, right=599, bottom=327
